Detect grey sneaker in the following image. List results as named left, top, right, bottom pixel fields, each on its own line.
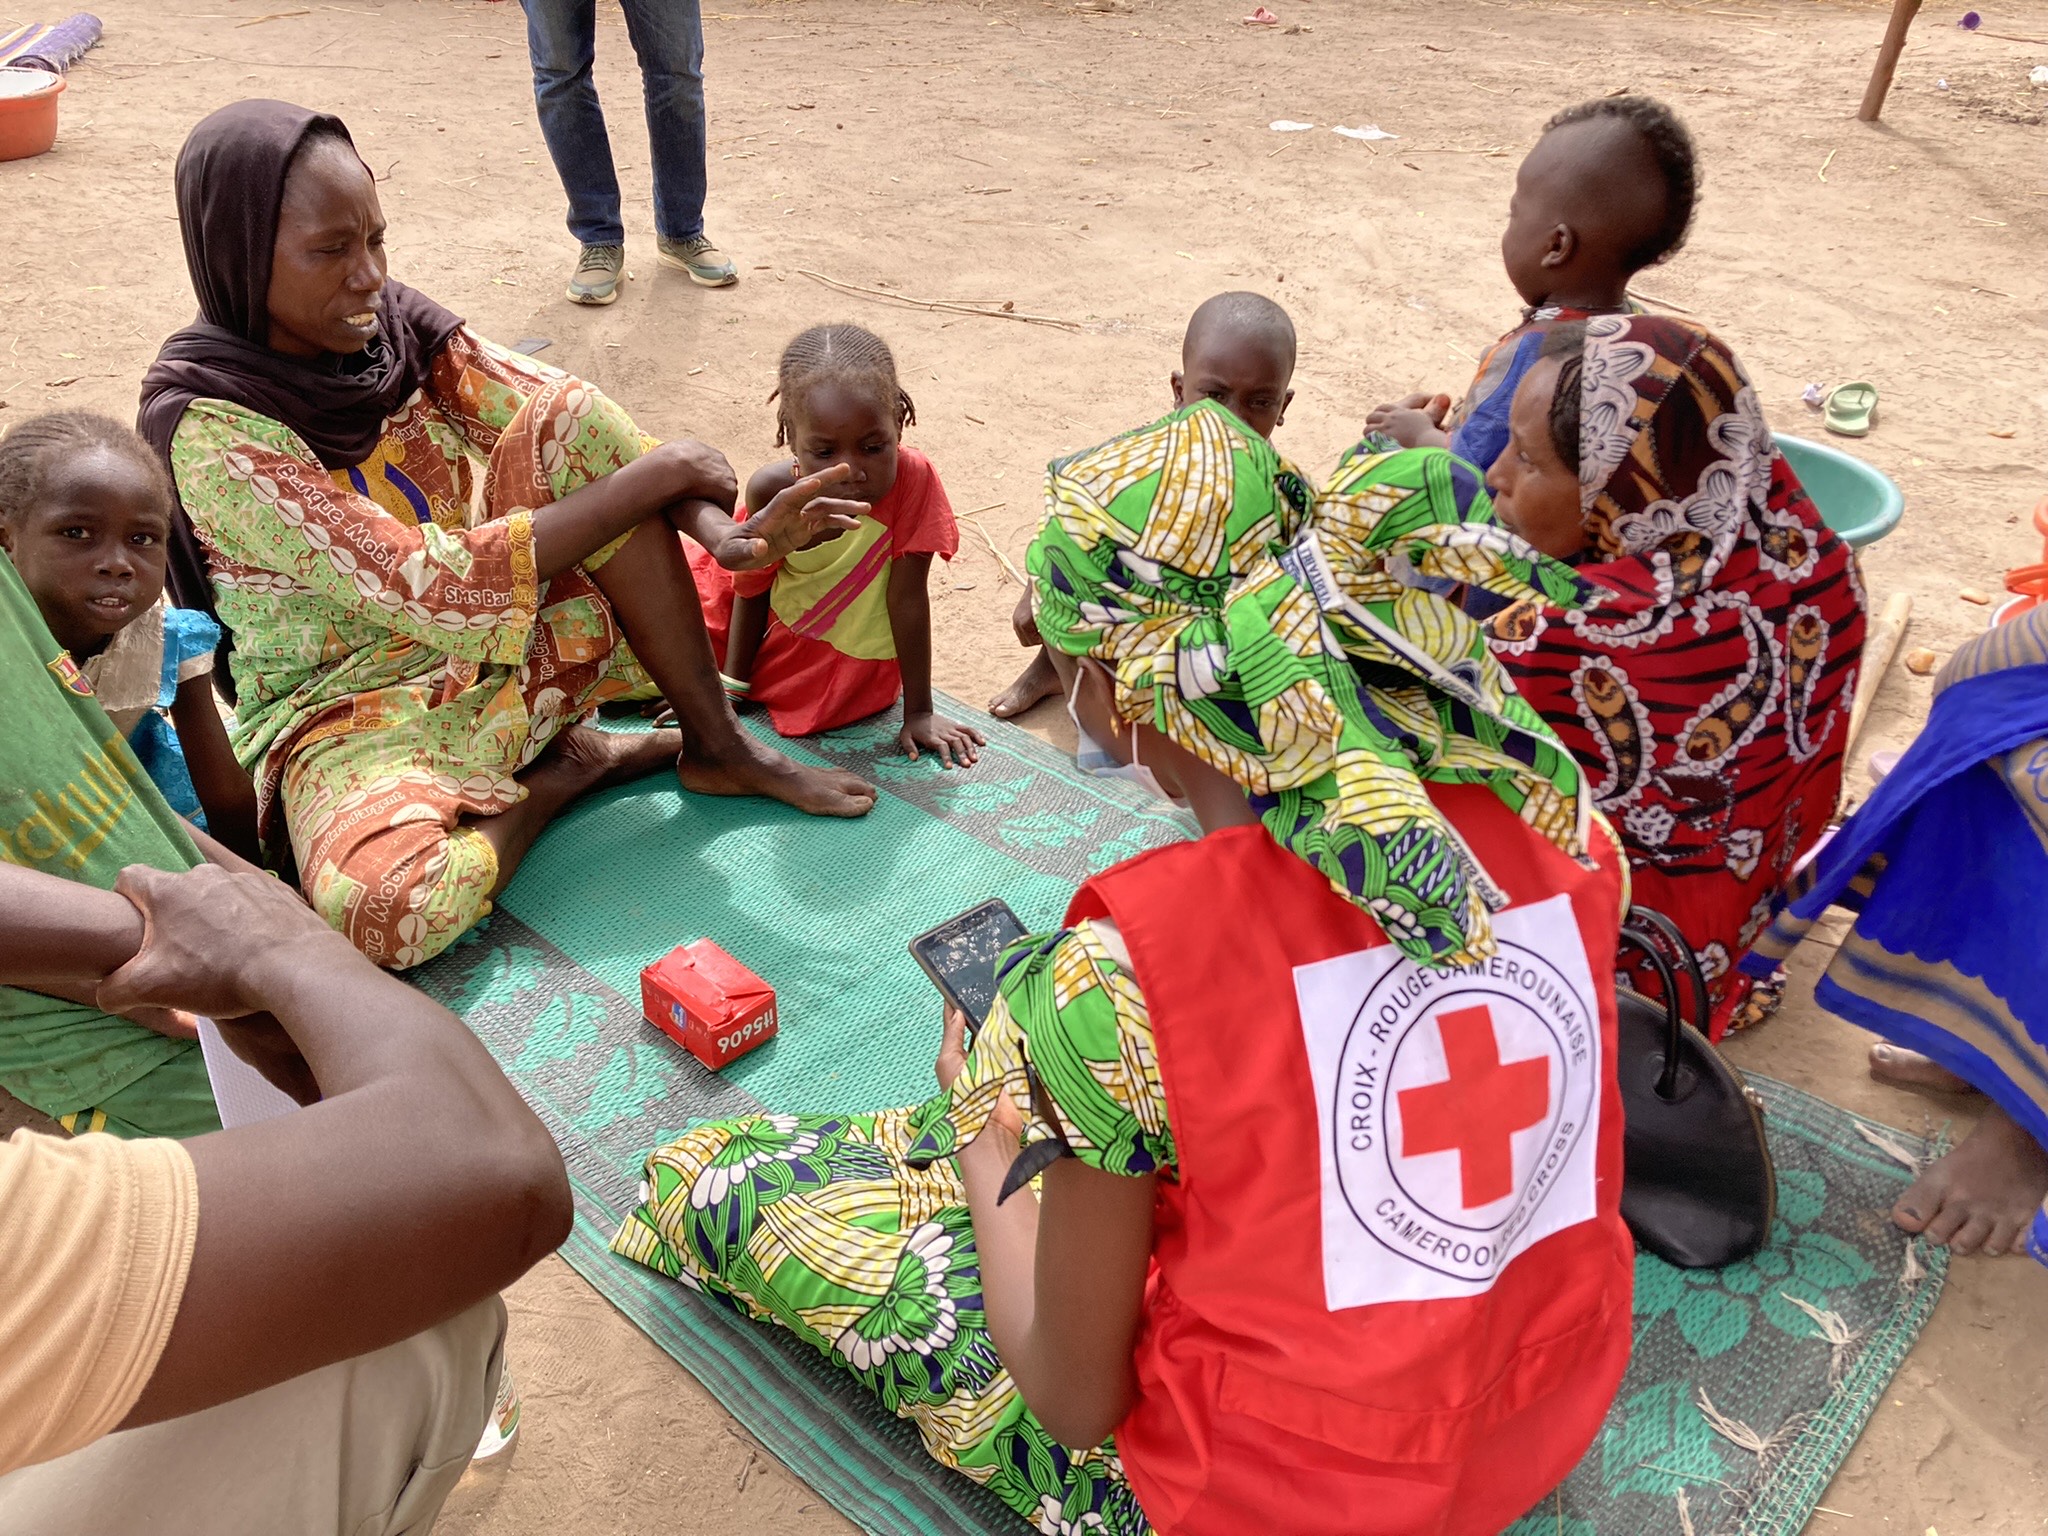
left=657, top=234, right=738, bottom=288
left=566, top=243, right=624, bottom=306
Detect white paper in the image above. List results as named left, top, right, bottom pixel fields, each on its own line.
left=1294, top=893, right=1602, bottom=1309
left=1268, top=119, right=1315, bottom=132
left=1333, top=124, right=1397, bottom=142
left=197, top=1016, right=302, bottom=1128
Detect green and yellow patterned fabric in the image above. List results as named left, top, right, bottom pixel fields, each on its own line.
left=1029, top=401, right=1596, bottom=964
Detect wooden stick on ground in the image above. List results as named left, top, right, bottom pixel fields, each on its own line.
left=1627, top=287, right=1698, bottom=316
left=960, top=505, right=1024, bottom=585
left=1846, top=591, right=1914, bottom=754
left=795, top=269, right=1082, bottom=331
left=1858, top=0, right=1923, bottom=122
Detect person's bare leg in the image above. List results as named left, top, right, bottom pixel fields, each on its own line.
left=589, top=520, right=875, bottom=816
left=1890, top=1102, right=2048, bottom=1257
left=989, top=647, right=1062, bottom=719
left=469, top=724, right=684, bottom=898
left=1868, top=1042, right=1978, bottom=1096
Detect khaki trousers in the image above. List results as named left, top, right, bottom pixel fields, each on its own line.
left=0, top=1298, right=505, bottom=1536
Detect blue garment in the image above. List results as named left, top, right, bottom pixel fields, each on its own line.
left=1746, top=660, right=2048, bottom=1160
left=126, top=607, right=222, bottom=829
left=129, top=712, right=204, bottom=827
left=1448, top=329, right=1545, bottom=474
left=518, top=0, right=708, bottom=246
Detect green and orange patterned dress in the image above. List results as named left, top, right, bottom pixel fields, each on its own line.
left=613, top=919, right=1161, bottom=1535
left=168, top=328, right=656, bottom=968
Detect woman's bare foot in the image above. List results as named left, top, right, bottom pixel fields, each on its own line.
left=1891, top=1104, right=2048, bottom=1256
left=678, top=732, right=876, bottom=818
left=990, top=648, right=1061, bottom=719
left=1868, top=1042, right=1978, bottom=1097
left=478, top=725, right=688, bottom=902
left=544, top=722, right=685, bottom=795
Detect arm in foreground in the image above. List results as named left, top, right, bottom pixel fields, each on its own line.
left=940, top=1007, right=1154, bottom=1448
left=0, top=859, right=572, bottom=1427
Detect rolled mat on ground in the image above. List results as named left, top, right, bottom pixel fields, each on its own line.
left=0, top=15, right=103, bottom=73
left=410, top=694, right=1949, bottom=1536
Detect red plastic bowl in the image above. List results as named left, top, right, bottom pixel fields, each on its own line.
left=0, top=69, right=64, bottom=162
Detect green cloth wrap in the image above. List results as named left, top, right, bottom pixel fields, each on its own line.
left=1028, top=401, right=1598, bottom=966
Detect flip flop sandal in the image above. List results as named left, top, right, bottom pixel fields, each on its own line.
left=1824, top=381, right=1879, bottom=437
left=2033, top=493, right=2048, bottom=562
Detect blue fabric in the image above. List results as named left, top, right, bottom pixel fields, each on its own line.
left=128, top=710, right=206, bottom=828
left=518, top=0, right=708, bottom=245
left=1748, top=663, right=2048, bottom=1153
left=1449, top=329, right=1544, bottom=473
left=124, top=605, right=221, bottom=827
left=157, top=606, right=221, bottom=708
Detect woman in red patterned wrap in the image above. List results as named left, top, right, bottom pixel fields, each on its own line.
left=1481, top=314, right=1867, bottom=1037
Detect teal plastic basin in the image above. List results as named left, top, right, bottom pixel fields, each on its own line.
left=1777, top=433, right=1904, bottom=550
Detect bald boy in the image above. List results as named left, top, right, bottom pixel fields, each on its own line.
left=989, top=290, right=1298, bottom=719
left=1171, top=290, right=1297, bottom=441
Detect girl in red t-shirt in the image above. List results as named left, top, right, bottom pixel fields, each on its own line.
left=690, top=324, right=984, bottom=766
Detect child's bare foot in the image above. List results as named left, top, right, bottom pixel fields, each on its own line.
left=1869, top=1042, right=1978, bottom=1096
left=1891, top=1104, right=2048, bottom=1256
left=678, top=734, right=876, bottom=818
left=990, top=649, right=1061, bottom=719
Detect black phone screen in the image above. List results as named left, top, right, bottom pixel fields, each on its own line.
left=909, top=900, right=1029, bottom=1032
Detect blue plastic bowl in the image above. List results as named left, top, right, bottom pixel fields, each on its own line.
left=1777, top=433, right=1904, bottom=551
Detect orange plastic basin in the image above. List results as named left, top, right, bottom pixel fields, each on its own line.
left=0, top=69, right=64, bottom=162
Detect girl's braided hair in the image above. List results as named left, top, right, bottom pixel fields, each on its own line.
left=771, top=323, right=917, bottom=447
left=0, top=411, right=174, bottom=530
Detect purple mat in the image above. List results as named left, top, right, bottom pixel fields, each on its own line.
left=0, top=14, right=102, bottom=74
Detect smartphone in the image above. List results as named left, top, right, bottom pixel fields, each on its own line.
left=909, top=899, right=1029, bottom=1040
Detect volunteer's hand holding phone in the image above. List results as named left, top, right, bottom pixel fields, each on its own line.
left=935, top=1004, right=1025, bottom=1140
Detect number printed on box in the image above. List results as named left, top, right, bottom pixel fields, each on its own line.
left=719, top=1011, right=776, bottom=1053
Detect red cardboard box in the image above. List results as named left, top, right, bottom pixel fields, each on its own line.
left=640, top=939, right=778, bottom=1070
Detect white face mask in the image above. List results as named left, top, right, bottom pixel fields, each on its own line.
left=1065, top=661, right=1179, bottom=804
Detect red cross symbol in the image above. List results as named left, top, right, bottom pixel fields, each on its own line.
left=1397, top=1005, right=1551, bottom=1210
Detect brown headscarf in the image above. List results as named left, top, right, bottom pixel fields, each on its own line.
left=1486, top=314, right=1867, bottom=1032
left=137, top=100, right=462, bottom=622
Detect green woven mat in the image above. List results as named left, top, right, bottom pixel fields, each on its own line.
left=410, top=696, right=1947, bottom=1536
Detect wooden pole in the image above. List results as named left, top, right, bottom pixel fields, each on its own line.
left=1846, top=592, right=1914, bottom=755
left=1858, top=0, right=1924, bottom=122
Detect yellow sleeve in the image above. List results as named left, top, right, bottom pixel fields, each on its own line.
left=0, top=1131, right=198, bottom=1476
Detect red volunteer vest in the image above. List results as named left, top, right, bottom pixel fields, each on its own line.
left=1068, top=783, right=1633, bottom=1536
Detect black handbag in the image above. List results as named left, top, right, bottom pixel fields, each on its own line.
left=1614, top=907, right=1776, bottom=1269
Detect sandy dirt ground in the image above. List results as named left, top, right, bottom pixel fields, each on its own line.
left=4, top=0, right=2046, bottom=1529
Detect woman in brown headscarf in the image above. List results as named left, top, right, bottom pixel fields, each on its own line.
left=137, top=100, right=876, bottom=969
left=1481, top=313, right=1867, bottom=1036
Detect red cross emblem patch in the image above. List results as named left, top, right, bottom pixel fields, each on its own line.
left=1397, top=1005, right=1552, bottom=1210
left=1295, top=893, right=1602, bottom=1307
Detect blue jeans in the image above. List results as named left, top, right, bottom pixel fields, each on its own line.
left=518, top=0, right=708, bottom=245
